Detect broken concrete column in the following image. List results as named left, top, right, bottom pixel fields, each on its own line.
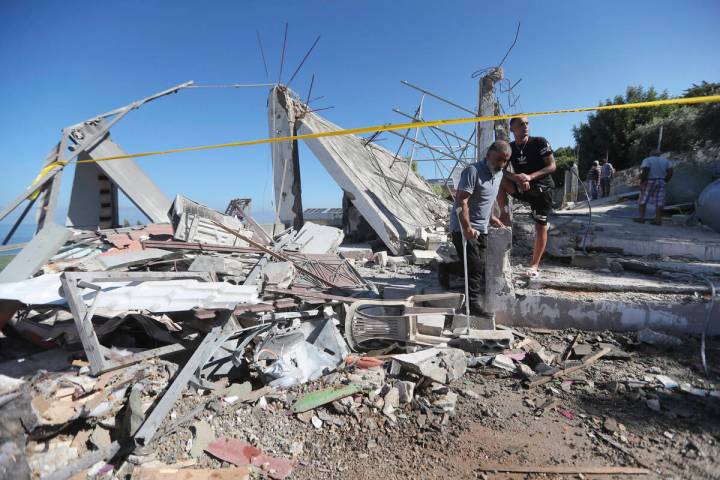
left=268, top=85, right=303, bottom=230
left=484, top=227, right=512, bottom=313
left=476, top=67, right=503, bottom=162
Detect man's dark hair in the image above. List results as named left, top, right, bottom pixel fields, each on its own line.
left=509, top=117, right=526, bottom=127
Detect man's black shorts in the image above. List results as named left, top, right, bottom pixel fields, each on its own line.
left=511, top=185, right=553, bottom=225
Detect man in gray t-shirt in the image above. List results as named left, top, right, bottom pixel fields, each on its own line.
left=439, top=140, right=511, bottom=316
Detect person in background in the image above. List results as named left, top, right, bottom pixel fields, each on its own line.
left=587, top=161, right=601, bottom=200
left=600, top=157, right=615, bottom=197
left=635, top=150, right=674, bottom=225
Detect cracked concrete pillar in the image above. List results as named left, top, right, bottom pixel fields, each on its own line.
left=485, top=226, right=513, bottom=314
left=268, top=85, right=304, bottom=230
left=476, top=67, right=503, bottom=162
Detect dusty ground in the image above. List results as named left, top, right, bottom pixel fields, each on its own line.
left=150, top=328, right=720, bottom=480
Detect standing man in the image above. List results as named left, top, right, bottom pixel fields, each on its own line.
left=635, top=150, right=674, bottom=225
left=496, top=117, right=557, bottom=277
left=439, top=140, right=511, bottom=316
left=600, top=157, right=615, bottom=197
left=587, top=161, right=601, bottom=200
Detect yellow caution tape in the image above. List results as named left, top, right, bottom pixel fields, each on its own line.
left=27, top=160, right=67, bottom=200
left=22, top=95, right=720, bottom=185
left=67, top=94, right=720, bottom=165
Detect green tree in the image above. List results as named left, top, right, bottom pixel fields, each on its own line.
left=122, top=218, right=130, bottom=227
left=684, top=81, right=720, bottom=140
left=573, top=86, right=672, bottom=175
left=573, top=81, right=720, bottom=176
left=551, top=146, right=576, bottom=186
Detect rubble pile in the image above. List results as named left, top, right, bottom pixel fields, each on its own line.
left=0, top=193, right=508, bottom=479
left=0, top=191, right=719, bottom=479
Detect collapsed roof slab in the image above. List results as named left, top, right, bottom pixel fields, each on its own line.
left=291, top=103, right=449, bottom=254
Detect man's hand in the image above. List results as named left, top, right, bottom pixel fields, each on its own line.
left=462, top=226, right=477, bottom=240
left=491, top=216, right=509, bottom=229
left=515, top=173, right=532, bottom=183
left=519, top=181, right=531, bottom=192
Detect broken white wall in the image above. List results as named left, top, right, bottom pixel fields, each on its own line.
left=295, top=107, right=449, bottom=254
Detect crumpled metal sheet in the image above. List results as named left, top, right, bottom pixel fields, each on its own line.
left=254, top=311, right=349, bottom=389
left=0, top=273, right=259, bottom=312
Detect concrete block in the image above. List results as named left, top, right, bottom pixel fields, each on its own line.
left=392, top=347, right=467, bottom=384
left=484, top=227, right=512, bottom=312
left=450, top=313, right=494, bottom=331
left=490, top=353, right=515, bottom=372
left=386, top=255, right=409, bottom=267
left=411, top=249, right=440, bottom=266
left=415, top=227, right=429, bottom=246
left=261, top=261, right=296, bottom=288
left=338, top=245, right=373, bottom=261
left=294, top=222, right=344, bottom=254
left=383, top=285, right=422, bottom=300
left=448, top=329, right=514, bottom=354
left=426, top=233, right=447, bottom=251
left=189, top=256, right=246, bottom=276
left=395, top=380, right=415, bottom=404
left=373, top=251, right=388, bottom=267
left=572, top=343, right=593, bottom=357
left=571, top=254, right=610, bottom=270
left=517, top=363, right=536, bottom=379
left=415, top=313, right=446, bottom=336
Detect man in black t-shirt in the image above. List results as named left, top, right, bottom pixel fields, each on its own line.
left=496, top=116, right=557, bottom=276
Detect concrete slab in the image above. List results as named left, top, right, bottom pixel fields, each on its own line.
left=0, top=223, right=72, bottom=282
left=411, top=250, right=440, bottom=265
left=297, top=102, right=449, bottom=254
left=496, top=291, right=717, bottom=335
left=555, top=206, right=720, bottom=261
left=338, top=245, right=373, bottom=262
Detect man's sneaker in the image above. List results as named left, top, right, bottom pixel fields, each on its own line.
left=437, top=263, right=450, bottom=290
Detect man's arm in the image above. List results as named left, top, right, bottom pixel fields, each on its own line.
left=456, top=191, right=476, bottom=240
left=640, top=167, right=649, bottom=183
left=502, top=169, right=530, bottom=192
left=527, top=153, right=557, bottom=182
left=490, top=213, right=507, bottom=229
left=665, top=168, right=673, bottom=182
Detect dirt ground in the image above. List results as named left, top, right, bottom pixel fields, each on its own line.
left=151, top=328, right=720, bottom=480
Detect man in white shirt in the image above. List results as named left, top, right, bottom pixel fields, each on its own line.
left=634, top=151, right=674, bottom=225
left=600, top=158, right=615, bottom=197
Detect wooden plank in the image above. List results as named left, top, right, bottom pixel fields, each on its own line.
left=101, top=343, right=186, bottom=374
left=60, top=274, right=108, bottom=374
left=561, top=333, right=580, bottom=362
left=133, top=317, right=232, bottom=446
left=528, top=347, right=612, bottom=389
left=476, top=464, right=651, bottom=475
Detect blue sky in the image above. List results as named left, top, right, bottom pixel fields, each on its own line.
left=1, top=0, right=718, bottom=225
